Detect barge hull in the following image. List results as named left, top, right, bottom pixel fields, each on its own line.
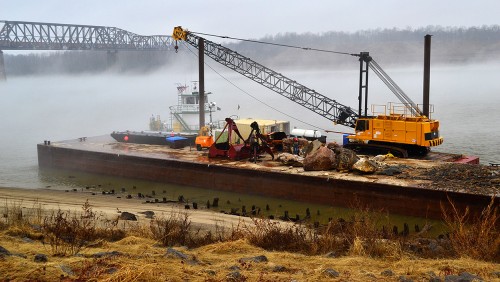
left=37, top=137, right=496, bottom=220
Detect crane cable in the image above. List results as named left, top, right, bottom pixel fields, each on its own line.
left=194, top=29, right=423, bottom=118
left=195, top=30, right=421, bottom=117
left=181, top=41, right=331, bottom=132
left=369, top=59, right=421, bottom=116
left=190, top=31, right=357, bottom=57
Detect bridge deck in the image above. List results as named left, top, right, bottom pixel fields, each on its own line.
left=1, top=20, right=174, bottom=51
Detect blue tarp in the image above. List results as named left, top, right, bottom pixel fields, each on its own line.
left=165, top=136, right=188, bottom=142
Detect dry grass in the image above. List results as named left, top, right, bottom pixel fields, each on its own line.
left=149, top=209, right=236, bottom=248
left=0, top=199, right=43, bottom=232
left=441, top=196, right=499, bottom=262
left=234, top=217, right=311, bottom=253
left=228, top=207, right=404, bottom=260
left=41, top=200, right=125, bottom=256
left=0, top=198, right=498, bottom=281
left=1, top=235, right=498, bottom=281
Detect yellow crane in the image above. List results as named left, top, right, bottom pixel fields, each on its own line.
left=173, top=27, right=443, bottom=157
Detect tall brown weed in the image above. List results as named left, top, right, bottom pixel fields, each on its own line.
left=42, top=200, right=99, bottom=256
left=441, top=197, right=499, bottom=262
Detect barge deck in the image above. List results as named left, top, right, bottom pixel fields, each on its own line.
left=37, top=135, right=498, bottom=220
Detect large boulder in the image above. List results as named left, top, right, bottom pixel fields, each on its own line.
left=352, top=157, right=379, bottom=174
left=303, top=146, right=337, bottom=171
left=303, top=139, right=323, bottom=157
left=334, top=147, right=360, bottom=172
left=276, top=153, right=304, bottom=167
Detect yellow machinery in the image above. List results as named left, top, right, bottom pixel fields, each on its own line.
left=195, top=126, right=214, bottom=151
left=348, top=104, right=443, bottom=157
left=354, top=115, right=442, bottom=146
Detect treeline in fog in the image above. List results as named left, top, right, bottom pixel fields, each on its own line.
left=4, top=25, right=500, bottom=76
left=228, top=25, right=500, bottom=69
left=4, top=50, right=179, bottom=76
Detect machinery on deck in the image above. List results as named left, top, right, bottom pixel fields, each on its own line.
left=195, top=125, right=214, bottom=151
left=209, top=118, right=274, bottom=161
left=172, top=27, right=444, bottom=157
left=261, top=131, right=287, bottom=152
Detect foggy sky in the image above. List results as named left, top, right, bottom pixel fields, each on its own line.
left=2, top=0, right=499, bottom=42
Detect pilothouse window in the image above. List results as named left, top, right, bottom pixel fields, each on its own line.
left=185, top=96, right=198, bottom=105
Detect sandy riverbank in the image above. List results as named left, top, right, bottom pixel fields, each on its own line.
left=0, top=186, right=253, bottom=230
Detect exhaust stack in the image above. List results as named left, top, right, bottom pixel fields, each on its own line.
left=423, top=34, right=432, bottom=117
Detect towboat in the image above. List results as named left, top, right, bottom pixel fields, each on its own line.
left=111, top=82, right=220, bottom=148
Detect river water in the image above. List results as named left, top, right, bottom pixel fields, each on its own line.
left=0, top=64, right=498, bottom=229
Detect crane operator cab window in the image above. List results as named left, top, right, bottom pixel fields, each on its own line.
left=355, top=119, right=370, bottom=132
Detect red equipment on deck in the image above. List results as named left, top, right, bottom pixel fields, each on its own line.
left=209, top=118, right=274, bottom=161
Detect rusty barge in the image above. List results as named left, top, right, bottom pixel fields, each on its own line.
left=37, top=135, right=498, bottom=220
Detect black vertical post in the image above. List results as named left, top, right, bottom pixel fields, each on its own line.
left=358, top=56, right=363, bottom=117
left=198, top=38, right=205, bottom=129
left=423, top=35, right=432, bottom=117
left=364, top=57, right=369, bottom=117
left=358, top=52, right=370, bottom=117
left=0, top=50, right=6, bottom=81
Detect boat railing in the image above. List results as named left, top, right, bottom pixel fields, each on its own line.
left=171, top=104, right=211, bottom=113
left=371, top=103, right=435, bottom=119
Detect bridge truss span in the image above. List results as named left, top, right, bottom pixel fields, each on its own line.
left=0, top=20, right=174, bottom=51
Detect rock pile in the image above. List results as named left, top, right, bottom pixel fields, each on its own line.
left=400, top=163, right=500, bottom=195
left=276, top=153, right=304, bottom=167
left=278, top=139, right=396, bottom=174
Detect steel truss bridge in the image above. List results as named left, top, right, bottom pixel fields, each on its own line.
left=0, top=20, right=174, bottom=51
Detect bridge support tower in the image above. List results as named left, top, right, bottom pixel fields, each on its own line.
left=0, top=50, right=6, bottom=81
left=106, top=50, right=118, bottom=68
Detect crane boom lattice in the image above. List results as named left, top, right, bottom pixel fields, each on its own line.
left=177, top=28, right=359, bottom=128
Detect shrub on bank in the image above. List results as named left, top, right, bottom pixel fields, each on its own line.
left=442, top=197, right=499, bottom=262
left=0, top=198, right=498, bottom=262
